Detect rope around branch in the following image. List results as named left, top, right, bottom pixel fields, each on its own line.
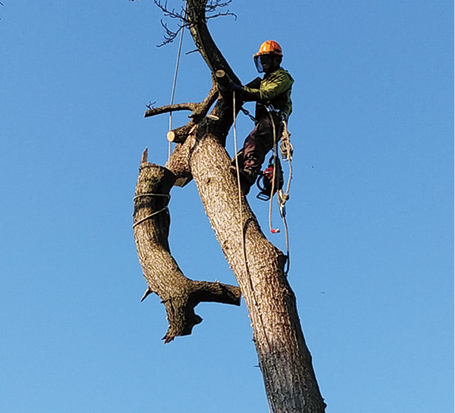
left=133, top=193, right=171, bottom=228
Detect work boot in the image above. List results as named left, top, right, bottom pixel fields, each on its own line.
left=230, top=165, right=257, bottom=195
left=231, top=150, right=245, bottom=167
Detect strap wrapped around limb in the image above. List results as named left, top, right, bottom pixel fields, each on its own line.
left=133, top=149, right=241, bottom=343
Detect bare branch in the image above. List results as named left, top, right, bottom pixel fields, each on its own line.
left=144, top=102, right=198, bottom=118
left=153, top=0, right=189, bottom=46
left=205, top=0, right=236, bottom=20
left=206, top=12, right=236, bottom=21
left=158, top=20, right=186, bottom=47
left=154, top=0, right=187, bottom=20
left=145, top=85, right=218, bottom=121
left=145, top=101, right=157, bottom=110
left=153, top=0, right=235, bottom=46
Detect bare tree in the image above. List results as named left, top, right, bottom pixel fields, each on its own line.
left=132, top=1, right=326, bottom=411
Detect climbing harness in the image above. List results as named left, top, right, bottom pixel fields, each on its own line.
left=239, top=106, right=257, bottom=123
left=132, top=193, right=171, bottom=228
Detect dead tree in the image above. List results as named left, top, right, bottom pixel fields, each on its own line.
left=132, top=1, right=326, bottom=411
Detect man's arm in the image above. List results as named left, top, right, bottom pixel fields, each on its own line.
left=234, top=71, right=292, bottom=104
left=243, top=71, right=293, bottom=102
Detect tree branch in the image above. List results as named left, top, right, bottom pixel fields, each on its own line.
left=144, top=102, right=198, bottom=118
left=133, top=150, right=241, bottom=343
left=132, top=0, right=326, bottom=409
left=144, top=84, right=218, bottom=120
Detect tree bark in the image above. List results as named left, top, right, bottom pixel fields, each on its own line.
left=174, top=132, right=326, bottom=412
left=133, top=149, right=241, bottom=344
left=133, top=0, right=326, bottom=411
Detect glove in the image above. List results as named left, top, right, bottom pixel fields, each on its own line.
left=228, top=81, right=243, bottom=93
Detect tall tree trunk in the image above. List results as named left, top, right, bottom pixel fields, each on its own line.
left=174, top=132, right=326, bottom=412
left=132, top=0, right=326, bottom=411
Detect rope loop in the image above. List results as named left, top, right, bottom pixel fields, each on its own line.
left=133, top=193, right=171, bottom=228
left=133, top=207, right=169, bottom=228
left=134, top=193, right=170, bottom=201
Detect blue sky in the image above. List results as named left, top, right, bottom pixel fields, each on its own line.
left=0, top=1, right=453, bottom=412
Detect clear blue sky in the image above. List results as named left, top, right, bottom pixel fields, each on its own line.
left=1, top=1, right=453, bottom=412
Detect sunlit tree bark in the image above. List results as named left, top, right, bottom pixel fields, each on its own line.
left=132, top=1, right=326, bottom=411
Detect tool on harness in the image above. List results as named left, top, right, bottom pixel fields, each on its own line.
left=256, top=155, right=284, bottom=201
left=280, top=122, right=293, bottom=161
left=234, top=92, right=293, bottom=275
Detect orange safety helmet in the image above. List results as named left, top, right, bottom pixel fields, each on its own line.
left=253, top=40, right=283, bottom=73
left=253, top=40, right=283, bottom=58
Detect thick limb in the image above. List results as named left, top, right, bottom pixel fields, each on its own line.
left=133, top=150, right=241, bottom=343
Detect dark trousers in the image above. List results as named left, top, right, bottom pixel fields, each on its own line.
left=243, top=112, right=283, bottom=173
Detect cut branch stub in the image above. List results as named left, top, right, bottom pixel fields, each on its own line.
left=215, top=69, right=230, bottom=87
left=133, top=150, right=241, bottom=343
left=166, top=123, right=196, bottom=144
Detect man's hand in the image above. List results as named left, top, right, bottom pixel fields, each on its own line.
left=228, top=81, right=243, bottom=93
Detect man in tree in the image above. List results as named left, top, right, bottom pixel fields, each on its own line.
left=135, top=2, right=326, bottom=403
left=228, top=40, right=294, bottom=194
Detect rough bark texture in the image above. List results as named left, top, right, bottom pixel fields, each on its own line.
left=182, top=133, right=326, bottom=412
left=132, top=0, right=326, bottom=411
left=133, top=149, right=241, bottom=343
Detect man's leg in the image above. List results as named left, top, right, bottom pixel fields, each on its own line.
left=244, top=114, right=284, bottom=169
left=233, top=113, right=282, bottom=195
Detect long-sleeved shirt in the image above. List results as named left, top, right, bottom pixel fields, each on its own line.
left=241, top=67, right=294, bottom=120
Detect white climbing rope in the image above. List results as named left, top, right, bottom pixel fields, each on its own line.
left=132, top=193, right=171, bottom=228
left=168, top=4, right=187, bottom=161
left=232, top=92, right=275, bottom=413
left=266, top=110, right=292, bottom=275
left=232, top=91, right=247, bottom=268
left=267, top=111, right=280, bottom=234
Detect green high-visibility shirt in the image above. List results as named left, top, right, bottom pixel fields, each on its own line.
left=242, top=67, right=294, bottom=120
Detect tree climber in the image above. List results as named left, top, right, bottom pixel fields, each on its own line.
left=229, top=40, right=294, bottom=195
